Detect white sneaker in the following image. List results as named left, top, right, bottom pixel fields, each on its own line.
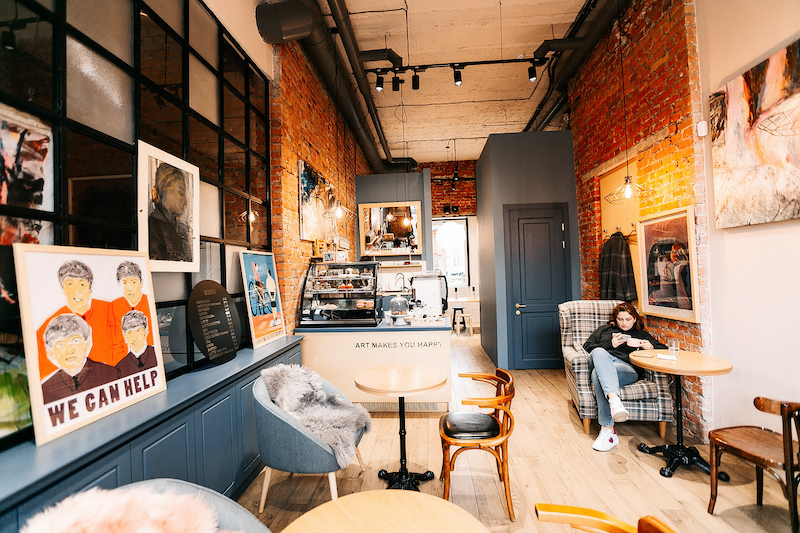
left=593, top=427, right=619, bottom=452
left=609, top=397, right=629, bottom=423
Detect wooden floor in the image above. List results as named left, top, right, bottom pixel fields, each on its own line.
left=236, top=334, right=793, bottom=532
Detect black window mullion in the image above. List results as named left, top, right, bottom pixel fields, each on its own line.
left=54, top=0, right=67, bottom=245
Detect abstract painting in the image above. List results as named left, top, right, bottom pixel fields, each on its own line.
left=710, top=38, right=800, bottom=229
left=13, top=244, right=166, bottom=445
left=299, top=160, right=336, bottom=242
left=137, top=140, right=200, bottom=272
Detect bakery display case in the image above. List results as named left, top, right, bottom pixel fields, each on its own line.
left=298, top=261, right=381, bottom=327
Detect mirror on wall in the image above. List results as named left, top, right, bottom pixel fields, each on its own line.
left=359, top=201, right=422, bottom=257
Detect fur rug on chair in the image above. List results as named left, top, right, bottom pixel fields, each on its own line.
left=21, top=485, right=241, bottom=533
left=260, top=364, right=371, bottom=468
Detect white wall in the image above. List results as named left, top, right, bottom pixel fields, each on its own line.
left=205, top=0, right=274, bottom=79
left=696, top=0, right=800, bottom=431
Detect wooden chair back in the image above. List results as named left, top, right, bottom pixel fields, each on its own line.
left=535, top=503, right=676, bottom=533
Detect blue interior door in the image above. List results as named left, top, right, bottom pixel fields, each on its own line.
left=506, top=205, right=570, bottom=369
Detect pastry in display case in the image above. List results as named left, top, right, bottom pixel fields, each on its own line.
left=298, top=261, right=380, bottom=327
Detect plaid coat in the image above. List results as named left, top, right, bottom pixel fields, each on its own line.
left=599, top=231, right=637, bottom=301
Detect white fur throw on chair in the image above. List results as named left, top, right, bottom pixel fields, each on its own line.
left=21, top=485, right=242, bottom=533
left=260, top=364, right=371, bottom=468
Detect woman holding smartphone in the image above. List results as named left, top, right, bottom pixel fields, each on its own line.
left=582, top=302, right=666, bottom=451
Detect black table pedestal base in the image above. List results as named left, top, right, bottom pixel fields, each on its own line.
left=637, top=375, right=729, bottom=480
left=378, top=468, right=435, bottom=491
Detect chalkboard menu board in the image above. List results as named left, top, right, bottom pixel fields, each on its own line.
left=187, top=280, right=241, bottom=364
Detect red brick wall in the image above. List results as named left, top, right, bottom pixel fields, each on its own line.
left=569, top=0, right=711, bottom=439
left=270, top=42, right=371, bottom=332
left=417, top=161, right=477, bottom=217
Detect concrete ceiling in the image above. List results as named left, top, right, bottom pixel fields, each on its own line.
left=316, top=0, right=612, bottom=163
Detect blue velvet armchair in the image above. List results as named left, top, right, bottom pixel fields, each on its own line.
left=252, top=374, right=366, bottom=513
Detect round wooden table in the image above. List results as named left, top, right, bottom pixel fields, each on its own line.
left=354, top=364, right=447, bottom=490
left=630, top=349, right=733, bottom=478
left=282, top=489, right=489, bottom=532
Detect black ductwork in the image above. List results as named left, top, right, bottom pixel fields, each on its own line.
left=528, top=0, right=633, bottom=131
left=255, top=0, right=416, bottom=174
left=359, top=49, right=404, bottom=70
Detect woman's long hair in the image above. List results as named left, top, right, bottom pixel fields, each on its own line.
left=609, top=302, right=645, bottom=330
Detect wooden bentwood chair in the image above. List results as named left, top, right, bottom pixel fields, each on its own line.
left=535, top=503, right=676, bottom=533
left=708, top=397, right=800, bottom=533
left=439, top=369, right=515, bottom=520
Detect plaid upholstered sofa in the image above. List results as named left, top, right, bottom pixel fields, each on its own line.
left=557, top=300, right=673, bottom=437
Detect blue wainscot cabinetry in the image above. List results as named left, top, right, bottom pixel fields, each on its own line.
left=0, top=336, right=302, bottom=533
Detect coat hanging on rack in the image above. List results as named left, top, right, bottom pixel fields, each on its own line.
left=600, top=231, right=637, bottom=301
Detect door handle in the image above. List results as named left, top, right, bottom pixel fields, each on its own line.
left=515, top=303, right=526, bottom=308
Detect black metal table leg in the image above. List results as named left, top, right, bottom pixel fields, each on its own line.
left=637, top=375, right=729, bottom=480
left=377, top=396, right=434, bottom=490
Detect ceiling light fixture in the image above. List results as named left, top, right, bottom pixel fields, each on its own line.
left=411, top=72, right=419, bottom=90
left=375, top=74, right=384, bottom=92
left=1, top=30, right=15, bottom=51
left=453, top=68, right=462, bottom=86
left=392, top=75, right=400, bottom=92
left=528, top=64, right=537, bottom=82
left=604, top=4, right=654, bottom=205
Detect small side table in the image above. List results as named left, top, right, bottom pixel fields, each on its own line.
left=631, top=349, right=733, bottom=478
left=354, top=364, right=447, bottom=490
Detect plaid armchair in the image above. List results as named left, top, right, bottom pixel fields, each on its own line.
left=558, top=300, right=672, bottom=437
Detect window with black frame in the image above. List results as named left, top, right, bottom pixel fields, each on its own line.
left=0, top=0, right=271, bottom=452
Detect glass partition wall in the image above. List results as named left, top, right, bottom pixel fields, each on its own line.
left=0, top=0, right=271, bottom=377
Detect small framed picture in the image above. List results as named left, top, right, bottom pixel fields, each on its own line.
left=637, top=207, right=700, bottom=323
left=239, top=251, right=287, bottom=348
left=12, top=244, right=166, bottom=445
left=137, top=140, right=200, bottom=272
left=322, top=251, right=336, bottom=263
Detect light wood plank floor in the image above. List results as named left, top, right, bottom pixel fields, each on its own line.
left=236, top=334, right=794, bottom=532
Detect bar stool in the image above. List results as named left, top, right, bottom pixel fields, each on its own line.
left=459, top=314, right=473, bottom=336
left=451, top=306, right=464, bottom=334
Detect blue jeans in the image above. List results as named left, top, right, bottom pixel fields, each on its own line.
left=589, top=347, right=639, bottom=427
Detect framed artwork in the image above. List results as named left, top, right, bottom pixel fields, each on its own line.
left=358, top=201, right=422, bottom=257
left=298, top=160, right=336, bottom=242
left=137, top=140, right=200, bottom=272
left=709, top=37, right=800, bottom=229
left=239, top=251, right=286, bottom=348
left=12, top=244, right=166, bottom=445
left=637, top=207, right=699, bottom=323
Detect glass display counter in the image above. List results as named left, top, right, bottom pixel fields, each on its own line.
left=298, top=261, right=381, bottom=327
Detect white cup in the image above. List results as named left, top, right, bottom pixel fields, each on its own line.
left=667, top=339, right=679, bottom=356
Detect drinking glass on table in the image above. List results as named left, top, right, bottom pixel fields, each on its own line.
left=667, top=339, right=680, bottom=356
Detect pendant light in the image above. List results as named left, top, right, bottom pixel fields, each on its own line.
left=604, top=5, right=654, bottom=205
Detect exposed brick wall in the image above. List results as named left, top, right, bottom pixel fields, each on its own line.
left=569, top=0, right=712, bottom=439
left=270, top=42, right=371, bottom=332
left=416, top=161, right=477, bottom=217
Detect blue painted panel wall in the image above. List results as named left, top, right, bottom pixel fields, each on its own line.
left=476, top=131, right=578, bottom=369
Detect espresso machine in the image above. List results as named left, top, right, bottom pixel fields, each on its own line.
left=410, top=271, right=448, bottom=317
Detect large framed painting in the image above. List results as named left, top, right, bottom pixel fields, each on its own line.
left=709, top=37, right=800, bottom=229
left=137, top=140, right=200, bottom=272
left=637, top=207, right=699, bottom=323
left=239, top=251, right=286, bottom=348
left=359, top=201, right=422, bottom=257
left=298, top=160, right=336, bottom=242
left=12, top=244, right=166, bottom=445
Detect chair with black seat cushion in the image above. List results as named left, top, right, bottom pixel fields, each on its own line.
left=707, top=397, right=800, bottom=533
left=439, top=368, right=515, bottom=521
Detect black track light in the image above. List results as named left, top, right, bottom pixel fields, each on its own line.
left=453, top=69, right=462, bottom=86
left=2, top=30, right=15, bottom=51
left=375, top=75, right=384, bottom=92
left=392, top=75, right=400, bottom=92
left=412, top=72, right=419, bottom=90
left=528, top=64, right=537, bottom=82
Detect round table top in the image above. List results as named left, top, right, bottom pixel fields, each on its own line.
left=282, top=489, right=490, bottom=533
left=631, top=350, right=733, bottom=377
left=354, top=364, right=447, bottom=397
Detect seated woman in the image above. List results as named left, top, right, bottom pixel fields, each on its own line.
left=583, top=302, right=666, bottom=451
